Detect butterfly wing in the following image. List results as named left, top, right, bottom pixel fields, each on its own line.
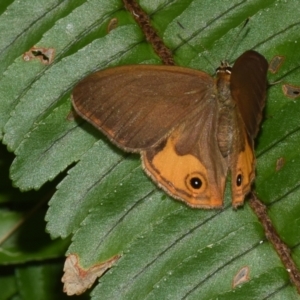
left=72, top=65, right=213, bottom=151
left=230, top=50, right=268, bottom=207
left=142, top=103, right=228, bottom=208
left=230, top=50, right=268, bottom=137
left=230, top=121, right=256, bottom=208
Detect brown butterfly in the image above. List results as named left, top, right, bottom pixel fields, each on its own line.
left=72, top=50, right=268, bottom=209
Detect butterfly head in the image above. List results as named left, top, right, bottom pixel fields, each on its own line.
left=216, top=61, right=232, bottom=75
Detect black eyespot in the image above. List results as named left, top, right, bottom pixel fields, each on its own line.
left=236, top=174, right=242, bottom=187
left=190, top=177, right=202, bottom=189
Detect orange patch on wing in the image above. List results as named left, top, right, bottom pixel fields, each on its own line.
left=231, top=136, right=255, bottom=207
left=142, top=136, right=224, bottom=208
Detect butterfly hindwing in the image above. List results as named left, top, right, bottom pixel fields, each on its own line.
left=142, top=105, right=227, bottom=208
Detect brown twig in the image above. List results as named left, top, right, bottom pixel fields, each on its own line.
left=249, top=192, right=300, bottom=293
left=122, top=0, right=175, bottom=65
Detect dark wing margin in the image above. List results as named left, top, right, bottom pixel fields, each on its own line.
left=230, top=50, right=268, bottom=138
left=72, top=65, right=213, bottom=151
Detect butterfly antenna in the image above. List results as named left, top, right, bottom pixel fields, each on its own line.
left=176, top=32, right=217, bottom=71
left=224, top=17, right=250, bottom=62
left=175, top=20, right=217, bottom=72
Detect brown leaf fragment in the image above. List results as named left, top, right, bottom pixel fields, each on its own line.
left=276, top=157, right=285, bottom=171
left=268, top=55, right=285, bottom=74
left=62, top=253, right=121, bottom=295
left=23, top=46, right=55, bottom=65
left=107, top=18, right=118, bottom=33
left=282, top=83, right=300, bottom=99
left=232, top=266, right=250, bottom=288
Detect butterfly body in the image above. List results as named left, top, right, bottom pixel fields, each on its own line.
left=215, top=66, right=237, bottom=157
left=72, top=50, right=268, bottom=209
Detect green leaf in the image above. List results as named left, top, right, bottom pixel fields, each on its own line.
left=0, top=209, right=70, bottom=264
left=0, top=143, right=72, bottom=299
left=1, top=0, right=300, bottom=299
left=10, top=100, right=98, bottom=191
left=0, top=0, right=87, bottom=140
left=0, top=270, right=17, bottom=300
left=16, top=263, right=71, bottom=300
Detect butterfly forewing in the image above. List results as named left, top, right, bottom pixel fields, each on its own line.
left=72, top=65, right=213, bottom=151
left=230, top=50, right=268, bottom=138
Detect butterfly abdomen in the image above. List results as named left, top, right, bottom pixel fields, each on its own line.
left=217, top=107, right=234, bottom=157
left=216, top=72, right=236, bottom=158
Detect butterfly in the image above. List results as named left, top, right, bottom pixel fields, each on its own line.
left=72, top=50, right=268, bottom=208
